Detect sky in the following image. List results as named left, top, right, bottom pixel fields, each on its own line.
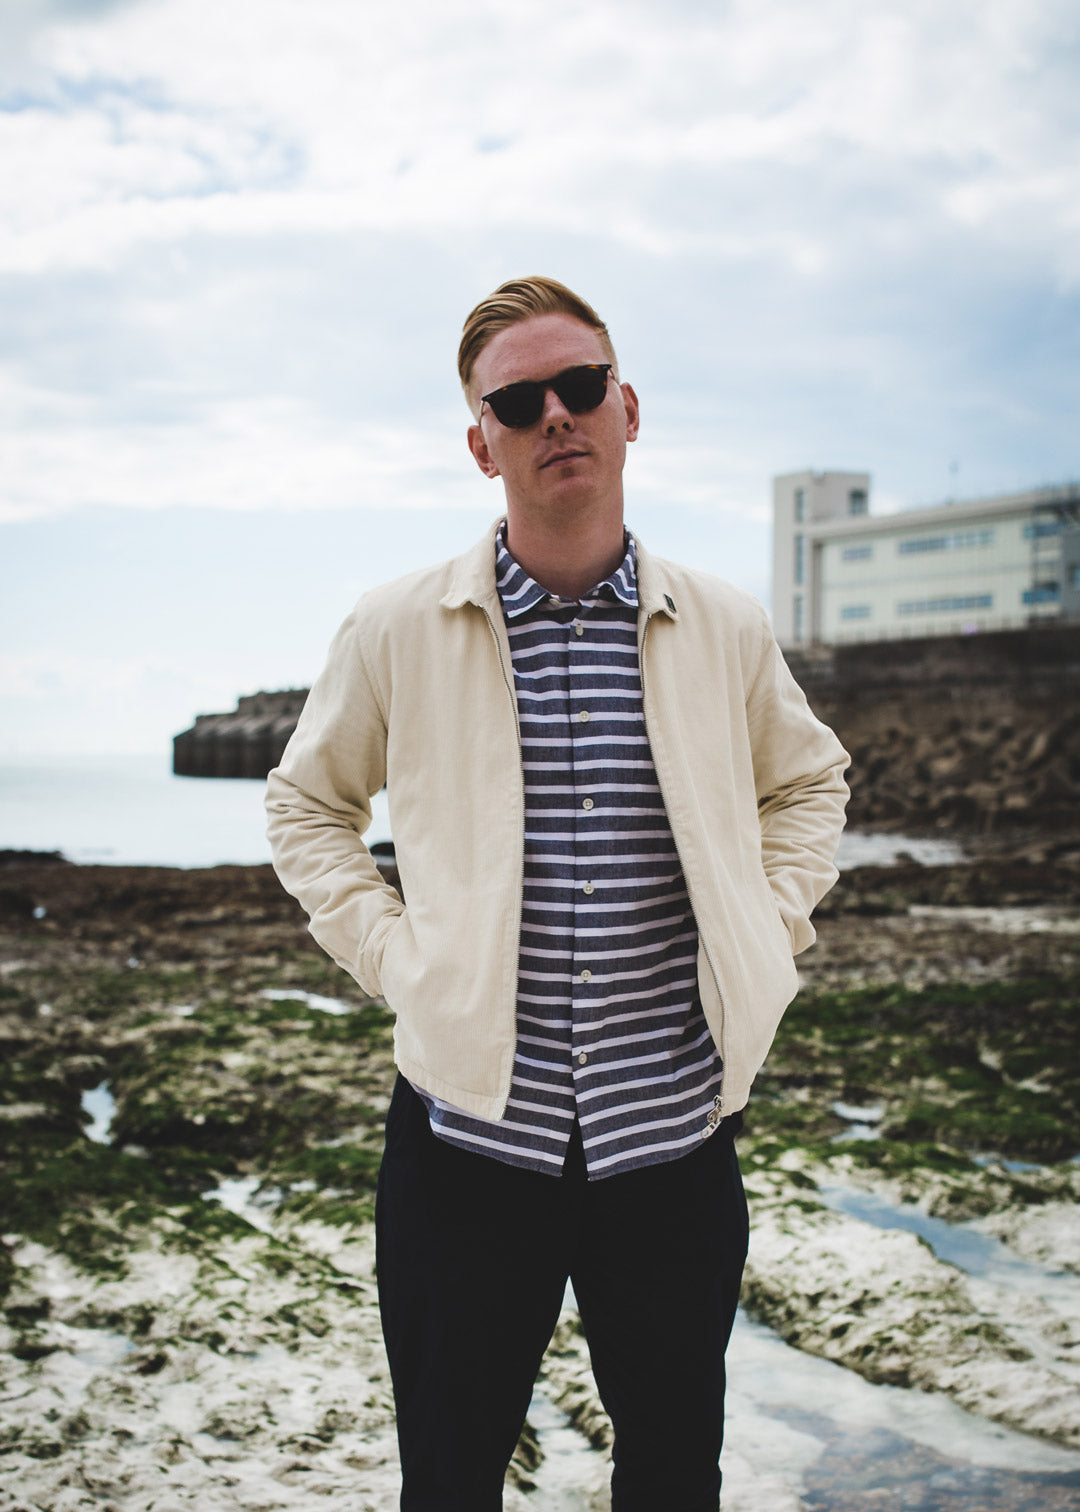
left=2, top=0, right=1078, bottom=758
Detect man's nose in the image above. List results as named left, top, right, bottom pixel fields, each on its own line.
left=541, top=385, right=575, bottom=432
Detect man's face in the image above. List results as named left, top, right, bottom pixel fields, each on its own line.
left=466, top=313, right=639, bottom=528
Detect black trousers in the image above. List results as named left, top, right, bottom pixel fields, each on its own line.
left=375, top=1076, right=749, bottom=1511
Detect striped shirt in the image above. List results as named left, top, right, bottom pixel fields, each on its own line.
left=417, top=528, right=725, bottom=1179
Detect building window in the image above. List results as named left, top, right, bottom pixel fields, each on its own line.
left=794, top=488, right=805, bottom=523
left=848, top=489, right=868, bottom=516
left=794, top=594, right=804, bottom=640
left=897, top=529, right=994, bottom=554
left=1023, top=520, right=1063, bottom=539
left=841, top=544, right=873, bottom=562
left=897, top=594, right=993, bottom=615
left=1022, top=582, right=1061, bottom=605
left=794, top=533, right=805, bottom=585
left=840, top=605, right=872, bottom=621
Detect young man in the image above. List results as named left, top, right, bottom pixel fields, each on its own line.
left=266, top=276, right=849, bottom=1510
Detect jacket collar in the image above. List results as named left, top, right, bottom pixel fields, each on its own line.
left=440, top=517, right=679, bottom=622
left=440, top=518, right=504, bottom=613
left=634, top=534, right=680, bottom=622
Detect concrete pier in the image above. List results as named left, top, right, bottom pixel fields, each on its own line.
left=173, top=690, right=308, bottom=780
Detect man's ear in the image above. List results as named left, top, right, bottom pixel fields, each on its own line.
left=621, top=382, right=640, bottom=443
left=468, top=424, right=501, bottom=479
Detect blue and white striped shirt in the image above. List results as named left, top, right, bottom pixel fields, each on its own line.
left=419, top=528, right=725, bottom=1179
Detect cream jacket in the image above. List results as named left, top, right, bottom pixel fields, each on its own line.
left=265, top=521, right=849, bottom=1121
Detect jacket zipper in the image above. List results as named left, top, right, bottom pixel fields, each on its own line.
left=477, top=599, right=526, bottom=1116
left=639, top=604, right=728, bottom=1116
left=478, top=601, right=523, bottom=757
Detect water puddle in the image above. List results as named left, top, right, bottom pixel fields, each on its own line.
left=830, top=1101, right=884, bottom=1142
left=781, top=1404, right=1080, bottom=1511
left=526, top=1390, right=607, bottom=1510
left=259, top=988, right=355, bottom=1015
left=818, top=1182, right=1076, bottom=1298
left=974, top=1152, right=1045, bottom=1173
left=836, top=832, right=966, bottom=869
left=81, top=1081, right=116, bottom=1144
left=521, top=1311, right=1080, bottom=1511
left=201, top=1174, right=279, bottom=1232
left=725, top=1315, right=1080, bottom=1510
left=908, top=903, right=1080, bottom=934
left=68, top=1326, right=134, bottom=1369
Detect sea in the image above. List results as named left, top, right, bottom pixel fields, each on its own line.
left=1, top=753, right=962, bottom=871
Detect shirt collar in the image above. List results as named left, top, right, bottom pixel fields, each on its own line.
left=495, top=523, right=638, bottom=619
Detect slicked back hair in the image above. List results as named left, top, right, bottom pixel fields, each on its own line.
left=458, top=276, right=617, bottom=414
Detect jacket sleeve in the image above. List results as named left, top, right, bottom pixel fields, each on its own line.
left=264, top=606, right=404, bottom=996
left=745, top=612, right=850, bottom=955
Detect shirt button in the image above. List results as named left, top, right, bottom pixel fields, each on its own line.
left=577, top=1052, right=588, bottom=1065
left=577, top=710, right=590, bottom=723
left=582, top=797, right=594, bottom=811
left=582, top=881, right=595, bottom=895
left=548, top=595, right=561, bottom=606
left=574, top=622, right=584, bottom=637
left=579, top=969, right=592, bottom=982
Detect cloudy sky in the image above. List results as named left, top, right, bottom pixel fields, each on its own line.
left=2, top=0, right=1078, bottom=758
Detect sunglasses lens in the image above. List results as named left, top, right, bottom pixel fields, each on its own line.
left=488, top=384, right=545, bottom=428
left=554, top=366, right=609, bottom=413
left=484, top=365, right=611, bottom=428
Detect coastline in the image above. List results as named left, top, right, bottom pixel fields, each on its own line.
left=1, top=851, right=1078, bottom=1509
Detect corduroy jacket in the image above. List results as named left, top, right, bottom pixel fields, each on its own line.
left=265, top=520, right=850, bottom=1121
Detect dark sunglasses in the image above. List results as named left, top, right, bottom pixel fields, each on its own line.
left=480, top=364, right=613, bottom=429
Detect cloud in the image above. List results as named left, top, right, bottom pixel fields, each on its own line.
left=2, top=0, right=1075, bottom=761
left=0, top=381, right=482, bottom=521
left=0, top=0, right=1076, bottom=534
left=2, top=0, right=1077, bottom=277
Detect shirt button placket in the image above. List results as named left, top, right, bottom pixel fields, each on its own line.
left=569, top=605, right=593, bottom=1079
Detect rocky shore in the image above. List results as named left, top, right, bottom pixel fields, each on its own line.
left=1, top=847, right=1078, bottom=1510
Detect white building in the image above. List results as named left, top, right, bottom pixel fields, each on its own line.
left=772, top=471, right=1080, bottom=647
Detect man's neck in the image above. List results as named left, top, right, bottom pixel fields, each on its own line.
left=504, top=513, right=627, bottom=600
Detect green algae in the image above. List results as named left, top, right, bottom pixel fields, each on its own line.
left=746, top=972, right=1080, bottom=1166
left=269, top=1141, right=385, bottom=1227
left=0, top=934, right=395, bottom=1301
left=4, top=861, right=1080, bottom=1492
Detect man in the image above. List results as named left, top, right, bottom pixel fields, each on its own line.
left=266, top=276, right=849, bottom=1511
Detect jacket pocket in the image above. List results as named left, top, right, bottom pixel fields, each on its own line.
left=752, top=859, right=795, bottom=957
left=376, top=909, right=413, bottom=1007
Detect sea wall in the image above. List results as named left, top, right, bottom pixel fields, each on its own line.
left=793, top=623, right=1080, bottom=834
left=174, top=625, right=1080, bottom=835
left=173, top=690, right=308, bottom=780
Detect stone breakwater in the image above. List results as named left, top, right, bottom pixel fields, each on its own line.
left=787, top=621, right=1080, bottom=837
left=173, top=624, right=1080, bottom=840
left=173, top=689, right=307, bottom=780
left=1, top=854, right=1078, bottom=1510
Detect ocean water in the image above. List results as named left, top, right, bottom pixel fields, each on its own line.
left=0, top=753, right=390, bottom=868
left=0, top=753, right=961, bottom=870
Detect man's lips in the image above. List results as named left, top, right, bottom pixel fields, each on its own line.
left=540, top=449, right=588, bottom=469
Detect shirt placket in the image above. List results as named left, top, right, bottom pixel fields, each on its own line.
left=568, top=596, right=599, bottom=1090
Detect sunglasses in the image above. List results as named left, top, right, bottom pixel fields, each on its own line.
left=480, top=364, right=613, bottom=429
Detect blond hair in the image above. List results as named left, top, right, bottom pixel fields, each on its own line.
left=458, top=276, right=617, bottom=411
